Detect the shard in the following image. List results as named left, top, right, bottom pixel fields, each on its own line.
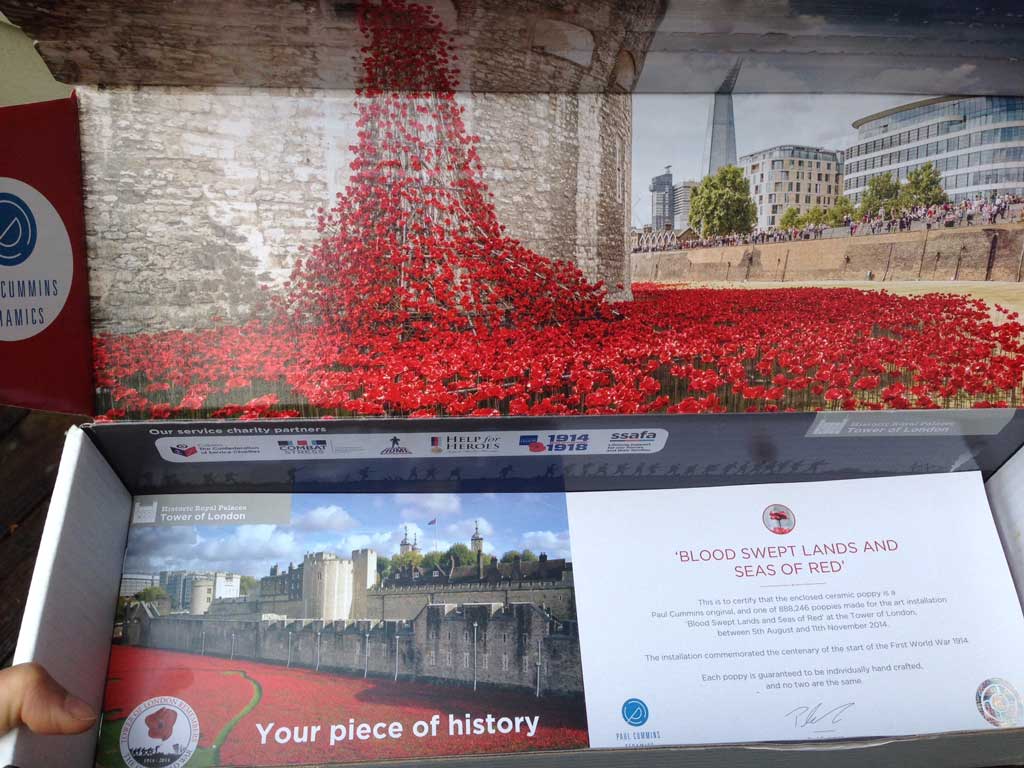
left=701, top=59, right=741, bottom=178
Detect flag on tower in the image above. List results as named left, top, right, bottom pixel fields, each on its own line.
left=428, top=518, right=437, bottom=526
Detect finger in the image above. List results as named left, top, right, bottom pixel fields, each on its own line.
left=0, top=663, right=97, bottom=736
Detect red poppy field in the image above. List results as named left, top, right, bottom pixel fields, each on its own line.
left=97, top=646, right=588, bottom=767
left=91, top=0, right=1024, bottom=420
left=94, top=284, right=1024, bottom=420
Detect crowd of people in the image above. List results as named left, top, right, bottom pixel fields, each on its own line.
left=675, top=224, right=830, bottom=250
left=632, top=194, right=1023, bottom=253
left=848, top=194, right=1021, bottom=237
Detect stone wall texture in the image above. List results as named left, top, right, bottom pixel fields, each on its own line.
left=134, top=600, right=583, bottom=695
left=632, top=225, right=1024, bottom=285
left=79, top=85, right=632, bottom=333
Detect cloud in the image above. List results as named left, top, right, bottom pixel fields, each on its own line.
left=335, top=531, right=394, bottom=554
left=394, top=493, right=462, bottom=521
left=194, top=525, right=298, bottom=564
left=520, top=530, right=572, bottom=559
left=123, top=526, right=200, bottom=572
left=293, top=504, right=359, bottom=532
left=442, top=516, right=494, bottom=542
left=123, top=524, right=298, bottom=576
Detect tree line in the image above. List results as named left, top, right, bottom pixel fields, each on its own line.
left=688, top=162, right=948, bottom=237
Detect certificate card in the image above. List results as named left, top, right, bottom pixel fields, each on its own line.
left=567, top=472, right=1024, bottom=747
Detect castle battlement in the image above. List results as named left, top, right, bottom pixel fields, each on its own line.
left=369, top=579, right=571, bottom=595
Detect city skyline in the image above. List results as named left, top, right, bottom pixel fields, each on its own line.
left=631, top=92, right=914, bottom=227
left=122, top=492, right=571, bottom=577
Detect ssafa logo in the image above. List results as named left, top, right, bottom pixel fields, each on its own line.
left=170, top=444, right=198, bottom=458
left=976, top=678, right=1021, bottom=727
left=763, top=503, right=796, bottom=535
left=381, top=436, right=413, bottom=455
left=0, top=178, right=74, bottom=341
left=621, top=698, right=649, bottom=727
left=120, top=696, right=200, bottom=768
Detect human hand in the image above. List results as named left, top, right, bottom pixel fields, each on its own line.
left=0, top=663, right=97, bottom=736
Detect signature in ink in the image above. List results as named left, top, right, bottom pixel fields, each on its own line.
left=784, top=702, right=855, bottom=729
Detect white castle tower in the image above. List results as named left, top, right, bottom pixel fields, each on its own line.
left=302, top=552, right=354, bottom=621
left=350, top=548, right=378, bottom=619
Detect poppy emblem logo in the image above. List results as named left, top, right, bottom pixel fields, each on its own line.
left=120, top=696, right=200, bottom=768
left=763, top=504, right=795, bottom=535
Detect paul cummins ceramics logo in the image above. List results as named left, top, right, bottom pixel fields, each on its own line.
left=120, top=696, right=200, bottom=768
left=0, top=178, right=73, bottom=341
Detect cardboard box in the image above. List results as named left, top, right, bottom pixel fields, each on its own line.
left=3, top=3, right=1024, bottom=765
left=3, top=411, right=1024, bottom=766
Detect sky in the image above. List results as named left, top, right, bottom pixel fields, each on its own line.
left=630, top=93, right=917, bottom=227
left=123, top=492, right=571, bottom=577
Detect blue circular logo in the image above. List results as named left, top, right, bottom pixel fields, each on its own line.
left=621, top=698, right=649, bottom=727
left=0, top=192, right=37, bottom=267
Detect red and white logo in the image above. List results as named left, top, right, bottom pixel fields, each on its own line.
left=763, top=504, right=796, bottom=535
left=119, top=696, right=200, bottom=768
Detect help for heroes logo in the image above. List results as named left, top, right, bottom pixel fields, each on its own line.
left=0, top=178, right=73, bottom=341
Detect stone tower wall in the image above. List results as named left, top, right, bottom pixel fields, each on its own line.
left=78, top=85, right=634, bottom=334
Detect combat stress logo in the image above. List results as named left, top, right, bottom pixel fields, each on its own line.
left=0, top=178, right=73, bottom=341
left=120, top=696, right=200, bottom=768
left=278, top=439, right=327, bottom=455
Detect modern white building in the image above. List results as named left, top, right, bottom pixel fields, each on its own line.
left=844, top=96, right=1024, bottom=204
left=740, top=145, right=844, bottom=228
left=672, top=179, right=698, bottom=230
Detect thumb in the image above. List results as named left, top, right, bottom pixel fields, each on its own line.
left=0, top=663, right=97, bottom=736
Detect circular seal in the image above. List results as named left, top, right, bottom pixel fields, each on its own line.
left=621, top=698, right=650, bottom=727
left=763, top=503, right=796, bottom=535
left=0, top=177, right=73, bottom=342
left=119, top=696, right=200, bottom=768
left=0, top=192, right=37, bottom=266
left=976, top=678, right=1021, bottom=727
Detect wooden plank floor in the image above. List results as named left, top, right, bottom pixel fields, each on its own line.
left=0, top=406, right=86, bottom=666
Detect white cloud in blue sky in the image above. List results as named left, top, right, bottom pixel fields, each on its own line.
left=123, top=492, right=571, bottom=577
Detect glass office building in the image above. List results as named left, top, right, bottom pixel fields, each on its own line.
left=649, top=167, right=675, bottom=230
left=844, top=96, right=1024, bottom=204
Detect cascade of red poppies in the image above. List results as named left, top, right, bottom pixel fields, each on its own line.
left=283, top=0, right=607, bottom=340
